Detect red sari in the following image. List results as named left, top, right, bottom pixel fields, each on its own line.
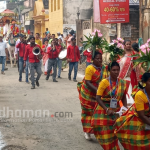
left=118, top=52, right=137, bottom=88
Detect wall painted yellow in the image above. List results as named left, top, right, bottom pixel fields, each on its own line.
left=33, top=0, right=49, bottom=37
left=49, top=0, right=63, bottom=35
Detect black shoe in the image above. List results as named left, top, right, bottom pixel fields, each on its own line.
left=36, top=81, right=39, bottom=87
left=58, top=76, right=62, bottom=79
left=68, top=76, right=71, bottom=80
left=31, top=85, right=35, bottom=89
left=46, top=76, right=49, bottom=80
left=73, top=79, right=77, bottom=82
left=19, top=79, right=22, bottom=82
left=4, top=68, right=8, bottom=71
left=53, top=79, right=58, bottom=82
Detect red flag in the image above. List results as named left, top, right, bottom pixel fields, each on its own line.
left=28, top=29, right=30, bottom=35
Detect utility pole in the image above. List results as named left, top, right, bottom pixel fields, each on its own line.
left=17, top=3, right=21, bottom=34
left=77, top=7, right=80, bottom=20
left=139, top=0, right=143, bottom=38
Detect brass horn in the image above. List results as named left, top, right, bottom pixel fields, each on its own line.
left=32, top=47, right=42, bottom=60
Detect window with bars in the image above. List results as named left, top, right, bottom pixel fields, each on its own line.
left=58, top=0, right=60, bottom=10
left=54, top=0, right=56, bottom=11
left=43, top=0, right=49, bottom=9
left=51, top=0, right=53, bottom=12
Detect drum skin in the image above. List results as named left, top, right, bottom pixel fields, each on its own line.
left=58, top=49, right=67, bottom=60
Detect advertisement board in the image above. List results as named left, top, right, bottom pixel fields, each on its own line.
left=99, top=0, right=129, bottom=24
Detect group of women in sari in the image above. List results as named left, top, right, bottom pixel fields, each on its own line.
left=77, top=40, right=150, bottom=150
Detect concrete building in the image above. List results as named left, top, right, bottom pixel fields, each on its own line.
left=21, top=0, right=36, bottom=33
left=33, top=0, right=49, bottom=37
left=139, top=0, right=150, bottom=43
left=49, top=0, right=93, bottom=36
left=21, top=8, right=34, bottom=33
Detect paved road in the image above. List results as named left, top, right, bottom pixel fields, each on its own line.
left=0, top=65, right=123, bottom=150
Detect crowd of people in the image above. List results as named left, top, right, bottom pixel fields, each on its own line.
left=0, top=29, right=80, bottom=89
left=77, top=39, right=150, bottom=150
left=1, top=25, right=150, bottom=149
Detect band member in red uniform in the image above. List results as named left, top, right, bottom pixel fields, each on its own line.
left=55, top=38, right=63, bottom=78
left=46, top=39, right=58, bottom=82
left=16, top=34, right=29, bottom=83
left=24, top=36, right=43, bottom=89
left=67, top=38, right=80, bottom=82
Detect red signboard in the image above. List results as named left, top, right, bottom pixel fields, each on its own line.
left=99, top=0, right=129, bottom=24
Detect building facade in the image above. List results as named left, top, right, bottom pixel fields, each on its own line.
left=33, top=0, right=49, bottom=37
left=140, top=0, right=150, bottom=43
left=49, top=0, right=93, bottom=36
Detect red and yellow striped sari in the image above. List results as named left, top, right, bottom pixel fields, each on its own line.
left=91, top=78, right=130, bottom=150
left=77, top=65, right=108, bottom=133
left=114, top=90, right=150, bottom=150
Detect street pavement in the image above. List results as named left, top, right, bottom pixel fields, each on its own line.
left=0, top=64, right=124, bottom=150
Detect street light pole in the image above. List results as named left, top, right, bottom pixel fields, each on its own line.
left=17, top=4, right=21, bottom=34
left=77, top=7, right=80, bottom=20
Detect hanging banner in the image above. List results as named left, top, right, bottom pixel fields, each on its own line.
left=99, top=0, right=129, bottom=24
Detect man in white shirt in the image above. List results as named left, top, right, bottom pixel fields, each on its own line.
left=3, top=20, right=11, bottom=36
left=0, top=34, right=7, bottom=75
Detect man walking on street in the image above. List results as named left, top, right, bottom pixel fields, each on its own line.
left=0, top=34, right=7, bottom=75
left=55, top=38, right=63, bottom=78
left=16, top=34, right=29, bottom=83
left=67, top=38, right=80, bottom=82
left=24, top=36, right=43, bottom=89
left=46, top=40, right=58, bottom=82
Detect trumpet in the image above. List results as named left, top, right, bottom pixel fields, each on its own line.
left=33, top=47, right=42, bottom=60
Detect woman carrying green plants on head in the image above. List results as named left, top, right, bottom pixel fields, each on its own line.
left=77, top=51, right=108, bottom=141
